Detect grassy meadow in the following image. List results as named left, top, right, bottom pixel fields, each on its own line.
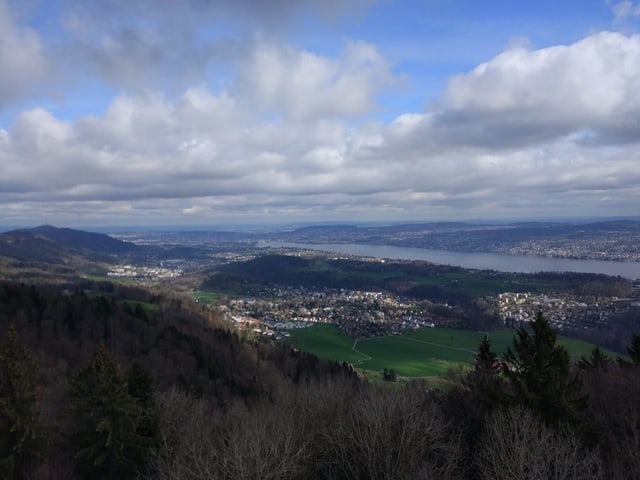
left=286, top=324, right=620, bottom=379
left=192, top=290, right=225, bottom=305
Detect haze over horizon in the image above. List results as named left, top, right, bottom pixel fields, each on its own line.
left=1, top=0, right=640, bottom=228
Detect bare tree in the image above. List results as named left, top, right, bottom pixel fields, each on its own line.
left=151, top=387, right=309, bottom=480
left=217, top=401, right=308, bottom=480
left=583, top=366, right=640, bottom=479
left=150, top=388, right=221, bottom=480
left=319, top=384, right=463, bottom=480
left=475, top=406, right=602, bottom=480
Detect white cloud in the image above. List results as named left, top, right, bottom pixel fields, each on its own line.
left=0, top=0, right=48, bottom=107
left=239, top=39, right=395, bottom=120
left=58, top=0, right=374, bottom=92
left=435, top=31, right=640, bottom=147
left=2, top=21, right=640, bottom=225
left=609, top=1, right=640, bottom=18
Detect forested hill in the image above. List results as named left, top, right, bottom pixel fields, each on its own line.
left=0, top=225, right=137, bottom=265
left=15, top=225, right=137, bottom=255
left=0, top=230, right=77, bottom=264
left=0, top=225, right=143, bottom=284
left=203, top=253, right=632, bottom=308
left=0, top=281, right=352, bottom=399
left=0, top=279, right=639, bottom=478
left=0, top=280, right=357, bottom=477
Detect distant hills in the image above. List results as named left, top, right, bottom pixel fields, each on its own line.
left=263, top=220, right=640, bottom=262
left=271, top=219, right=640, bottom=241
left=0, top=225, right=136, bottom=268
left=0, top=230, right=76, bottom=264
left=19, top=225, right=137, bottom=254
left=3, top=219, right=640, bottom=271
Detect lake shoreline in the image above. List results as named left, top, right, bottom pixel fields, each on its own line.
left=262, top=242, right=640, bottom=280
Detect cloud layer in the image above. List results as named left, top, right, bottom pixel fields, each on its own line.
left=1, top=1, right=639, bottom=226
left=0, top=0, right=48, bottom=108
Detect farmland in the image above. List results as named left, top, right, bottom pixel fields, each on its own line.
left=286, top=324, right=621, bottom=378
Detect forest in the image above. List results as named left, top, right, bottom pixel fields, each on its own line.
left=0, top=280, right=638, bottom=479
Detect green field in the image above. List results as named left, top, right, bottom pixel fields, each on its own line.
left=192, top=290, right=225, bottom=305
left=287, top=324, right=370, bottom=364
left=119, top=300, right=155, bottom=314
left=84, top=274, right=139, bottom=285
left=286, top=324, right=621, bottom=378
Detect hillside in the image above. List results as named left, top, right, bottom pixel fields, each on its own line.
left=0, top=279, right=638, bottom=478
left=0, top=225, right=141, bottom=283
left=0, top=231, right=76, bottom=263
left=18, top=225, right=137, bottom=255
left=0, top=280, right=359, bottom=476
left=0, top=225, right=136, bottom=264
left=0, top=281, right=352, bottom=401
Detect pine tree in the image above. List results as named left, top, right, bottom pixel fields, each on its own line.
left=502, top=312, right=587, bottom=425
left=577, top=346, right=610, bottom=370
left=474, top=335, right=499, bottom=372
left=464, top=335, right=504, bottom=408
left=68, top=344, right=156, bottom=479
left=627, top=334, right=640, bottom=366
left=126, top=361, right=159, bottom=471
left=382, top=368, right=397, bottom=382
left=126, top=361, right=154, bottom=407
left=0, top=324, right=44, bottom=479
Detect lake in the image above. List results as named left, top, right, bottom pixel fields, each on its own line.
left=264, top=242, right=640, bottom=280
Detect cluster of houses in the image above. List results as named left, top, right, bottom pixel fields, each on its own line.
left=496, top=291, right=621, bottom=330
left=107, top=264, right=181, bottom=280
left=214, top=286, right=437, bottom=339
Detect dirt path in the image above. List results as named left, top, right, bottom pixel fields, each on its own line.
left=351, top=339, right=372, bottom=365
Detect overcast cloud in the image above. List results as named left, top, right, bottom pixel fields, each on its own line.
left=0, top=0, right=639, bottom=227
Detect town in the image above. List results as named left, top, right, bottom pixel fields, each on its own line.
left=495, top=291, right=635, bottom=330
left=100, top=242, right=640, bottom=345
left=212, top=286, right=437, bottom=340
left=197, top=281, right=639, bottom=343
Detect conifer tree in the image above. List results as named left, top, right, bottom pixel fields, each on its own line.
left=69, top=344, right=156, bottom=479
left=502, top=312, right=587, bottom=425
left=627, top=334, right=640, bottom=366
left=126, top=361, right=159, bottom=469
left=577, top=346, right=610, bottom=370
left=474, top=335, right=499, bottom=372
left=0, top=324, right=44, bottom=479
left=464, top=335, right=504, bottom=408
left=382, top=368, right=397, bottom=382
left=127, top=361, right=155, bottom=408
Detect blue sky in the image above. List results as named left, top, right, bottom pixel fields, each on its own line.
left=1, top=0, right=639, bottom=227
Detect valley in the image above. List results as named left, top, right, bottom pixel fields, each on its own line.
left=2, top=222, right=637, bottom=367
left=0, top=222, right=639, bottom=477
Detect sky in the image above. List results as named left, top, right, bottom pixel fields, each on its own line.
left=1, top=0, right=640, bottom=228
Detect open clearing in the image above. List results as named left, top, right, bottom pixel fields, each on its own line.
left=286, top=324, right=620, bottom=378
